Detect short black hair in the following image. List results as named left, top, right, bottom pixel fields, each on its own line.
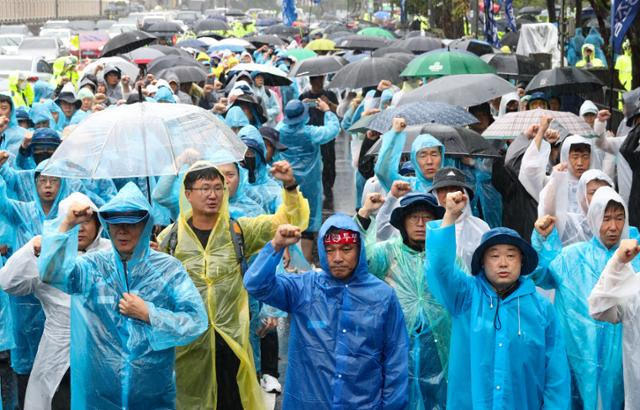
left=604, top=200, right=625, bottom=215
left=569, top=143, right=591, bottom=154
left=183, top=167, right=223, bottom=190
left=0, top=95, right=12, bottom=106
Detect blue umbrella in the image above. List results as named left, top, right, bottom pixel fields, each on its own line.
left=374, top=11, right=391, bottom=20
left=368, top=101, right=478, bottom=133
left=207, top=44, right=246, bottom=53
left=341, top=50, right=369, bottom=63
left=175, top=39, right=208, bottom=50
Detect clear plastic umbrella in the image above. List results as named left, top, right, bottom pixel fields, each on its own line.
left=43, top=102, right=247, bottom=179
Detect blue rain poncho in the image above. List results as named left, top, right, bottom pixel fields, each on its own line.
left=463, top=159, right=503, bottom=229
left=38, top=182, right=208, bottom=409
left=277, top=111, right=340, bottom=232
left=531, top=186, right=635, bottom=410
left=276, top=63, right=299, bottom=109
left=0, top=93, right=27, bottom=157
left=356, top=216, right=450, bottom=410
left=252, top=80, right=280, bottom=126
left=244, top=213, right=409, bottom=409
left=425, top=222, right=570, bottom=409
left=0, top=214, right=16, bottom=354
left=584, top=27, right=607, bottom=65
left=33, top=81, right=54, bottom=103
left=29, top=102, right=56, bottom=129
left=43, top=100, right=66, bottom=132
left=375, top=131, right=444, bottom=193
left=225, top=106, right=251, bottom=128
left=238, top=125, right=282, bottom=214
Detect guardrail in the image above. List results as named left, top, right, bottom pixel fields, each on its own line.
left=0, top=0, right=102, bottom=24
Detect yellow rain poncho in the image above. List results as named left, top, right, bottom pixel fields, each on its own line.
left=158, top=162, right=309, bottom=410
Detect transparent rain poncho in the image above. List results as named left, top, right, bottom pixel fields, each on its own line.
left=0, top=192, right=111, bottom=410
left=426, top=222, right=570, bottom=409
left=38, top=182, right=208, bottom=409
left=531, top=186, right=635, bottom=410
left=356, top=216, right=450, bottom=410
left=277, top=111, right=340, bottom=232
left=156, top=161, right=309, bottom=410
left=244, top=214, right=409, bottom=409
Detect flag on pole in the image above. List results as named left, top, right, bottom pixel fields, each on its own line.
left=504, top=0, right=517, bottom=32
left=484, top=0, right=500, bottom=47
left=283, top=0, right=298, bottom=27
left=611, top=0, right=640, bottom=53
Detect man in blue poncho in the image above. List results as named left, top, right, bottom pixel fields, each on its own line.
left=0, top=94, right=27, bottom=157
left=425, top=190, right=570, bottom=409
left=532, top=186, right=636, bottom=409
left=38, top=182, right=208, bottom=409
left=277, top=99, right=340, bottom=262
left=244, top=214, right=409, bottom=409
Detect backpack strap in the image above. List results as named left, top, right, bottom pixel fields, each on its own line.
left=229, top=218, right=247, bottom=276
left=159, top=222, right=179, bottom=256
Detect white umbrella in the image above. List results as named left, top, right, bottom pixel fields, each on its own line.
left=228, top=63, right=292, bottom=86
left=217, top=38, right=253, bottom=49
left=82, top=57, right=140, bottom=82
left=198, top=37, right=219, bottom=46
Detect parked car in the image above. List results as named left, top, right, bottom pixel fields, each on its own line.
left=39, top=28, right=73, bottom=49
left=176, top=11, right=200, bottom=28
left=70, top=20, right=97, bottom=31
left=0, top=25, right=31, bottom=36
left=41, top=20, right=71, bottom=31
left=72, top=32, right=109, bottom=59
left=96, top=20, right=116, bottom=30
left=0, top=34, right=24, bottom=55
left=0, top=55, right=53, bottom=83
left=107, top=23, right=137, bottom=38
left=17, top=37, right=68, bottom=61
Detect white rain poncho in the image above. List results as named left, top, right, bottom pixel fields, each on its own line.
left=594, top=118, right=633, bottom=204
left=498, top=92, right=520, bottom=117
left=516, top=23, right=563, bottom=67
left=588, top=250, right=640, bottom=410
left=0, top=192, right=111, bottom=410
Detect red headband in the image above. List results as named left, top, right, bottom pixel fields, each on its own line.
left=323, top=229, right=359, bottom=245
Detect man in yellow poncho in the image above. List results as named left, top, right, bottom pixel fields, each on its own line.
left=576, top=43, right=604, bottom=68
left=51, top=56, right=79, bottom=88
left=158, top=160, right=309, bottom=410
left=8, top=72, right=34, bottom=108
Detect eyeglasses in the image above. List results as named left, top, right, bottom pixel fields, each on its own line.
left=189, top=186, right=223, bottom=196
left=36, top=176, right=61, bottom=185
left=407, top=214, right=433, bottom=224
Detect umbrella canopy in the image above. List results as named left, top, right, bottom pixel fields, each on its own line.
left=218, top=38, right=254, bottom=49
left=175, top=38, right=208, bottom=50
left=392, top=37, right=443, bottom=54
left=283, top=48, right=317, bottom=61
left=196, top=37, right=219, bottom=46
left=144, top=21, right=183, bottom=34
left=158, top=65, right=207, bottom=83
left=82, top=57, right=140, bottom=82
left=147, top=55, right=204, bottom=75
left=336, top=35, right=391, bottom=50
left=195, top=19, right=229, bottom=33
left=263, top=24, right=301, bottom=36
left=482, top=109, right=597, bottom=139
left=401, top=50, right=496, bottom=78
left=244, top=35, right=286, bottom=48
left=367, top=101, right=479, bottom=133
left=524, top=67, right=605, bottom=95
left=207, top=44, right=245, bottom=53
left=327, top=57, right=405, bottom=89
left=288, top=55, right=348, bottom=77
left=101, top=30, right=157, bottom=57
left=381, top=52, right=414, bottom=66
left=357, top=27, right=396, bottom=39
left=228, top=63, right=292, bottom=86
left=149, top=44, right=190, bottom=56
left=123, top=47, right=165, bottom=65
left=366, top=123, right=500, bottom=157
left=328, top=30, right=353, bottom=41
left=448, top=39, right=496, bottom=56
left=398, top=73, right=517, bottom=107
left=225, top=8, right=246, bottom=17
left=480, top=53, right=541, bottom=80
left=306, top=39, right=336, bottom=52
left=372, top=46, right=413, bottom=57
left=500, top=31, right=520, bottom=49
left=42, top=103, right=246, bottom=179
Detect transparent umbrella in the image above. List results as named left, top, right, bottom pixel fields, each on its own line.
left=43, top=103, right=247, bottom=179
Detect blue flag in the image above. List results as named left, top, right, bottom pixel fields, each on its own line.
left=283, top=0, right=298, bottom=27
left=504, top=0, right=517, bottom=32
left=484, top=0, right=500, bottom=47
left=611, top=0, right=640, bottom=53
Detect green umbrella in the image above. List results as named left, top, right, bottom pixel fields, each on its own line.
left=357, top=27, right=396, bottom=40
left=400, top=50, right=496, bottom=78
left=283, top=48, right=318, bottom=61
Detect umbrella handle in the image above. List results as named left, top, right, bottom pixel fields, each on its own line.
left=138, top=84, right=143, bottom=102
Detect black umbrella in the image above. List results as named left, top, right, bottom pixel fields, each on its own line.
left=289, top=55, right=348, bottom=77
left=147, top=55, right=204, bottom=75
left=384, top=52, right=414, bottom=67
left=225, top=8, right=246, bottom=17
left=367, top=101, right=479, bottom=133
left=244, top=35, right=286, bottom=48
left=392, top=37, right=443, bottom=54
left=327, top=57, right=404, bottom=89
left=149, top=44, right=190, bottom=57
left=448, top=39, right=496, bottom=56
left=263, top=24, right=302, bottom=36
left=328, top=31, right=353, bottom=41
left=525, top=67, right=604, bottom=94
left=372, top=46, right=413, bottom=57
left=480, top=53, right=542, bottom=80
left=158, top=66, right=207, bottom=83
left=500, top=31, right=520, bottom=49
left=101, top=30, right=157, bottom=57
left=366, top=124, right=499, bottom=157
left=195, top=19, right=229, bottom=33
left=335, top=35, right=391, bottom=50
left=123, top=47, right=165, bottom=64
left=144, top=21, right=183, bottom=34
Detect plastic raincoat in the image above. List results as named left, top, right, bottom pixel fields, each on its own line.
left=356, top=215, right=449, bottom=410
left=29, top=103, right=56, bottom=129
left=253, top=81, right=280, bottom=126
left=0, top=193, right=111, bottom=410
left=225, top=106, right=251, bottom=128
left=531, top=186, right=634, bottom=410
left=584, top=28, right=607, bottom=65
left=43, top=100, right=65, bottom=132
left=38, top=182, right=208, bottom=409
left=157, top=162, right=309, bottom=410
left=244, top=214, right=409, bottom=409
left=375, top=131, right=444, bottom=193
left=277, top=111, right=339, bottom=232
left=567, top=28, right=585, bottom=66
left=8, top=73, right=34, bottom=108
left=0, top=94, right=27, bottom=157
left=425, top=222, right=570, bottom=409
left=589, top=248, right=640, bottom=409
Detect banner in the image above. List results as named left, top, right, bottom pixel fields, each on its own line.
left=282, top=0, right=298, bottom=27
left=504, top=0, right=517, bottom=32
left=611, top=0, right=640, bottom=53
left=484, top=0, right=500, bottom=47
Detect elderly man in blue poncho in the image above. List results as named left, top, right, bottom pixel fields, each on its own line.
left=244, top=214, right=409, bottom=409
left=425, top=190, right=570, bottom=409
